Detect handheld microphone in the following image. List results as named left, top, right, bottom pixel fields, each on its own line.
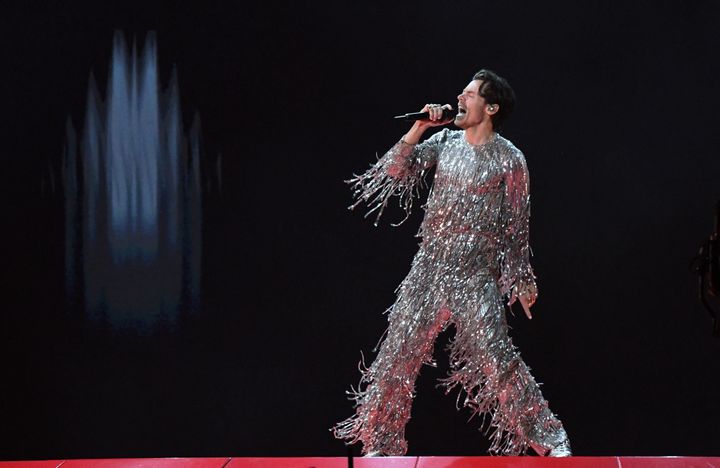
left=394, top=107, right=457, bottom=121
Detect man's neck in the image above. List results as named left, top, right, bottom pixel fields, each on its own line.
left=463, top=123, right=495, bottom=146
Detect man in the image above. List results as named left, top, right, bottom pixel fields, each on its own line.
left=333, top=70, right=571, bottom=457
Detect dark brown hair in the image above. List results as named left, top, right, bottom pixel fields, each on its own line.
left=472, top=69, right=516, bottom=130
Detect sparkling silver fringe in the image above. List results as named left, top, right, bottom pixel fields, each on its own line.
left=334, top=130, right=568, bottom=456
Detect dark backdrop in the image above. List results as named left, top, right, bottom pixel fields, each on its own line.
left=2, top=0, right=720, bottom=460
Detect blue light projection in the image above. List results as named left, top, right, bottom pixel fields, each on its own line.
left=63, top=32, right=202, bottom=329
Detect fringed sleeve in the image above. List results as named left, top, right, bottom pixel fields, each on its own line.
left=346, top=129, right=444, bottom=226
left=498, top=149, right=538, bottom=304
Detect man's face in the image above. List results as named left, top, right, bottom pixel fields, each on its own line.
left=455, top=80, right=491, bottom=129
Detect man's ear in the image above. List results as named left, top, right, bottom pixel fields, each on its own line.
left=486, top=104, right=499, bottom=115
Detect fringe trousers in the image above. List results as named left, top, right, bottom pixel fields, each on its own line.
left=333, top=270, right=567, bottom=456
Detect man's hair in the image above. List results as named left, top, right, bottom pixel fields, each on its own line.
left=472, top=69, right=516, bottom=130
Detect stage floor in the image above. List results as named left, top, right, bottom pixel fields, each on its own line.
left=1, top=458, right=720, bottom=468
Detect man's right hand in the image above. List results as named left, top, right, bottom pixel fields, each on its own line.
left=403, top=104, right=454, bottom=145
left=419, top=103, right=455, bottom=127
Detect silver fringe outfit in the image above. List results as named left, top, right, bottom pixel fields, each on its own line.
left=333, top=129, right=568, bottom=456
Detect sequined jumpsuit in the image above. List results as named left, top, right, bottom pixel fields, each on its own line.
left=333, top=129, right=568, bottom=456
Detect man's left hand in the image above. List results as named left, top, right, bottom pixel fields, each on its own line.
left=508, top=290, right=535, bottom=320
left=518, top=295, right=533, bottom=320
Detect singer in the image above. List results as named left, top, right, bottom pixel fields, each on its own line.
left=333, top=70, right=571, bottom=456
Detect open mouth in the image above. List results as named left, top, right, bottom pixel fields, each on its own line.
left=457, top=106, right=467, bottom=116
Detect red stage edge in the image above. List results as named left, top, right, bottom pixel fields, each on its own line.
left=1, top=457, right=720, bottom=468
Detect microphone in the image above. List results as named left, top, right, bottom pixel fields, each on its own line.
left=394, top=107, right=457, bottom=121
